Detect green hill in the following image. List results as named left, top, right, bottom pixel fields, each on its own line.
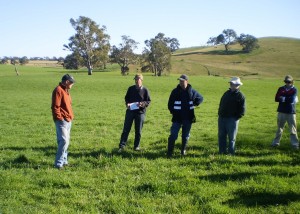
left=171, top=37, right=300, bottom=79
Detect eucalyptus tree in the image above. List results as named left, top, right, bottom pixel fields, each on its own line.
left=10, top=57, right=20, bottom=75
left=207, top=29, right=237, bottom=52
left=63, top=16, right=110, bottom=75
left=143, top=33, right=179, bottom=76
left=110, top=35, right=139, bottom=75
left=19, top=56, right=29, bottom=65
left=63, top=52, right=80, bottom=70
left=237, top=34, right=259, bottom=53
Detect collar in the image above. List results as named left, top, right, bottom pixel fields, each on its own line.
left=59, top=82, right=69, bottom=92
left=284, top=85, right=294, bottom=90
left=135, top=85, right=143, bottom=90
left=228, top=88, right=240, bottom=93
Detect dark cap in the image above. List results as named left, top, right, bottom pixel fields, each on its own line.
left=177, top=74, right=188, bottom=81
left=62, top=74, right=75, bottom=83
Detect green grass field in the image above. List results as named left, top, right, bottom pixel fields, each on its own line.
left=1, top=37, right=300, bottom=213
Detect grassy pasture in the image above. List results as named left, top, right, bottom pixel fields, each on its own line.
left=1, top=37, right=300, bottom=213
left=171, top=37, right=300, bottom=78
left=0, top=63, right=300, bottom=214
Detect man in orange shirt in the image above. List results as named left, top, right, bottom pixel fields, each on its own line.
left=51, top=74, right=75, bottom=169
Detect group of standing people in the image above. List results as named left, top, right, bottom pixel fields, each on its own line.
left=51, top=73, right=299, bottom=169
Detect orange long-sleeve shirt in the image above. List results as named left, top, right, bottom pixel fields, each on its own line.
left=51, top=83, right=74, bottom=122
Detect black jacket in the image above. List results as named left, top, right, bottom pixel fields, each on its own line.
left=218, top=89, right=245, bottom=119
left=168, top=84, right=203, bottom=123
left=125, top=85, right=151, bottom=114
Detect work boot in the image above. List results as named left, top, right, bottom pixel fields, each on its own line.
left=181, top=139, right=188, bottom=156
left=167, top=138, right=175, bottom=157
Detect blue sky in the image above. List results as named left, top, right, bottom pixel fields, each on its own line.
left=1, top=0, right=299, bottom=58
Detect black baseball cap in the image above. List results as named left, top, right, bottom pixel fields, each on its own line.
left=62, top=74, right=75, bottom=83
left=177, top=74, right=189, bottom=81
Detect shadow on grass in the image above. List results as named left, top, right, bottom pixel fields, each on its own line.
left=3, top=145, right=56, bottom=154
left=199, top=172, right=256, bottom=182
left=225, top=191, right=300, bottom=207
left=0, top=146, right=57, bottom=169
left=1, top=154, right=41, bottom=169
left=199, top=170, right=297, bottom=183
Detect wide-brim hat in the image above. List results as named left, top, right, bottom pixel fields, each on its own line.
left=229, top=77, right=243, bottom=85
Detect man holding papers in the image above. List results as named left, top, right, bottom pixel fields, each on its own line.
left=118, top=74, right=151, bottom=152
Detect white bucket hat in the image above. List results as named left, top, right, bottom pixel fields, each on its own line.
left=229, top=77, right=243, bottom=85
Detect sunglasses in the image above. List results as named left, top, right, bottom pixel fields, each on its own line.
left=285, top=81, right=292, bottom=84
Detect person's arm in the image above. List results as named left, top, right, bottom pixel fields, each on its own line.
left=51, top=88, right=63, bottom=121
left=168, top=90, right=175, bottom=114
left=275, top=87, right=285, bottom=102
left=285, top=88, right=298, bottom=103
left=139, top=88, right=151, bottom=108
left=192, top=89, right=204, bottom=106
left=237, top=93, right=246, bottom=119
left=124, top=87, right=131, bottom=108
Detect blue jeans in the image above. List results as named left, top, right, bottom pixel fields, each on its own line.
left=119, top=110, right=145, bottom=148
left=218, top=117, right=239, bottom=155
left=168, top=121, right=192, bottom=155
left=55, top=120, right=72, bottom=167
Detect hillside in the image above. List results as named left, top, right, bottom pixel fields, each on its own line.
left=21, top=37, right=300, bottom=79
left=171, top=37, right=300, bottom=79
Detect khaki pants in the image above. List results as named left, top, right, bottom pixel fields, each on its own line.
left=272, top=112, right=299, bottom=148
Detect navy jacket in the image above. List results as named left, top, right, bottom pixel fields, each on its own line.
left=168, top=84, right=203, bottom=123
left=275, top=85, right=298, bottom=114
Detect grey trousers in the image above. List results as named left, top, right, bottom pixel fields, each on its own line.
left=272, top=112, right=299, bottom=148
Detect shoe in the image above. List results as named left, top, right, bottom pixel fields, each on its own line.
left=134, top=147, right=141, bottom=151
left=55, top=166, right=64, bottom=170
left=167, top=152, right=173, bottom=158
left=181, top=150, right=187, bottom=156
left=118, top=147, right=125, bottom=153
left=271, top=144, right=279, bottom=148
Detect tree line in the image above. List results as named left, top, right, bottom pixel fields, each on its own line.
left=1, top=16, right=259, bottom=76
left=63, top=16, right=258, bottom=76
left=0, top=56, right=65, bottom=65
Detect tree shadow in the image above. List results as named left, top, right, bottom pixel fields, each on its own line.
left=225, top=191, right=300, bottom=207
left=199, top=172, right=256, bottom=182
left=199, top=170, right=297, bottom=183
left=1, top=146, right=56, bottom=169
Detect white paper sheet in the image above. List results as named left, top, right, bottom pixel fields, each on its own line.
left=129, top=102, right=139, bottom=110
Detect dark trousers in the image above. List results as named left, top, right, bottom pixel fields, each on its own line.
left=119, top=109, right=145, bottom=148
left=167, top=120, right=192, bottom=155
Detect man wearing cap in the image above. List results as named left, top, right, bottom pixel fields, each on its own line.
left=51, top=74, right=75, bottom=169
left=218, top=77, right=245, bottom=155
left=118, top=74, right=151, bottom=152
left=271, top=75, right=299, bottom=149
left=167, top=74, right=204, bottom=157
